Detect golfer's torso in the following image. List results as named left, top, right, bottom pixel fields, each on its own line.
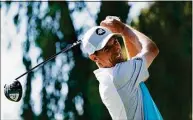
left=97, top=70, right=144, bottom=120
left=94, top=57, right=149, bottom=120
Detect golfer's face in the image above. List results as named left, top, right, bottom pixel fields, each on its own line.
left=95, top=36, right=124, bottom=67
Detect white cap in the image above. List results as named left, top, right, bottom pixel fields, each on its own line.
left=82, top=26, right=118, bottom=55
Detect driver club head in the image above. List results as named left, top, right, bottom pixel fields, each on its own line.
left=4, top=80, right=22, bottom=102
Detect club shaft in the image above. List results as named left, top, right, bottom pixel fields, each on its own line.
left=15, top=40, right=81, bottom=80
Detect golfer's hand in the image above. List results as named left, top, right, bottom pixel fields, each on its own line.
left=100, top=16, right=126, bottom=33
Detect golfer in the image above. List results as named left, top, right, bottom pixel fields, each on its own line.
left=82, top=16, right=163, bottom=120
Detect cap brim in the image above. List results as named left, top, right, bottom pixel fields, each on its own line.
left=96, top=33, right=121, bottom=51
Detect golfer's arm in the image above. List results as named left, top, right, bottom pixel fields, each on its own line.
left=120, top=26, right=142, bottom=58
left=121, top=25, right=159, bottom=68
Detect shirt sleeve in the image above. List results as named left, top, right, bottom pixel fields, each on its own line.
left=113, top=55, right=149, bottom=89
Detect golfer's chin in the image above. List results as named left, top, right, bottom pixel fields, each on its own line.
left=113, top=54, right=126, bottom=65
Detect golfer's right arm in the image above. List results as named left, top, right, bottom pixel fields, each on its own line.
left=122, top=25, right=159, bottom=68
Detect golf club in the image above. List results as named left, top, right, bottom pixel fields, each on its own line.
left=4, top=40, right=82, bottom=102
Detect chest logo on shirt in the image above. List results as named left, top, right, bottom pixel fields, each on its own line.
left=96, top=28, right=106, bottom=35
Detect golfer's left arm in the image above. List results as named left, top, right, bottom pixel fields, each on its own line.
left=121, top=25, right=159, bottom=68
left=100, top=16, right=159, bottom=67
left=100, top=16, right=142, bottom=58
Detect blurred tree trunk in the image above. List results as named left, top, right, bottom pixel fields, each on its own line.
left=57, top=2, right=92, bottom=120
left=21, top=56, right=35, bottom=120
left=97, top=1, right=130, bottom=24
left=131, top=2, right=192, bottom=120
left=20, top=3, right=36, bottom=120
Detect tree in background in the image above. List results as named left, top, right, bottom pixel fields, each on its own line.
left=131, top=1, right=192, bottom=120
left=2, top=1, right=192, bottom=120
left=2, top=1, right=130, bottom=120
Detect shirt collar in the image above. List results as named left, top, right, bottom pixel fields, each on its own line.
left=93, top=67, right=114, bottom=83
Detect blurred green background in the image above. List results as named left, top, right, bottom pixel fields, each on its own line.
left=1, top=1, right=192, bottom=120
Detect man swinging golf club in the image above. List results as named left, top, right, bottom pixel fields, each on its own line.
left=82, top=16, right=163, bottom=120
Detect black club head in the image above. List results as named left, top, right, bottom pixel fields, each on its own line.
left=4, top=80, right=22, bottom=102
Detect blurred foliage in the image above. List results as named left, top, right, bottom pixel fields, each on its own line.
left=2, top=1, right=130, bottom=120
left=96, top=1, right=129, bottom=24
left=131, top=1, right=192, bottom=120
left=3, top=1, right=192, bottom=120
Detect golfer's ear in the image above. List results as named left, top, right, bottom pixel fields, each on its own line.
left=89, top=54, right=98, bottom=62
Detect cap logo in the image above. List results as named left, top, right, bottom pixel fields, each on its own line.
left=96, top=28, right=106, bottom=35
